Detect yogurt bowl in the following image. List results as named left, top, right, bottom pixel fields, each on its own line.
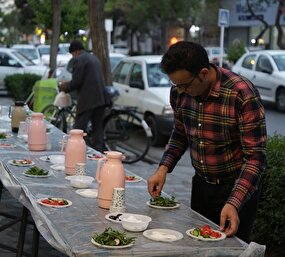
left=120, top=213, right=152, bottom=232
left=48, top=154, right=65, bottom=164
left=68, top=175, right=94, bottom=189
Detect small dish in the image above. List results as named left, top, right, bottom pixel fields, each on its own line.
left=143, top=229, right=183, bottom=242
left=120, top=213, right=152, bottom=232
left=91, top=238, right=134, bottom=249
left=50, top=164, right=65, bottom=171
left=75, top=189, right=98, bottom=198
left=48, top=154, right=65, bottom=164
left=0, top=143, right=15, bottom=148
left=68, top=175, right=94, bottom=188
left=8, top=159, right=35, bottom=167
left=146, top=201, right=180, bottom=210
left=105, top=212, right=124, bottom=223
left=125, top=175, right=142, bottom=183
left=37, top=198, right=72, bottom=208
left=87, top=153, right=104, bottom=160
left=186, top=228, right=226, bottom=241
left=23, top=171, right=51, bottom=178
left=39, top=156, right=51, bottom=162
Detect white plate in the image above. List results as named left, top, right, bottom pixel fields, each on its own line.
left=23, top=171, right=51, bottom=178
left=0, top=143, right=15, bottom=148
left=125, top=175, right=142, bottom=183
left=75, top=189, right=98, bottom=198
left=87, top=153, right=104, bottom=160
left=8, top=159, right=35, bottom=167
left=37, top=198, right=72, bottom=208
left=146, top=201, right=180, bottom=210
left=186, top=228, right=226, bottom=242
left=91, top=238, right=134, bottom=249
left=50, top=164, right=65, bottom=171
left=143, top=229, right=183, bottom=242
left=39, top=156, right=51, bottom=162
left=105, top=212, right=124, bottom=223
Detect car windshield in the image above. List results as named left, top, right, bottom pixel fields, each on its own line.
left=272, top=54, right=285, bottom=71
left=38, top=46, right=68, bottom=55
left=13, top=51, right=35, bottom=66
left=110, top=56, right=123, bottom=70
left=147, top=63, right=170, bottom=87
left=15, top=48, right=38, bottom=60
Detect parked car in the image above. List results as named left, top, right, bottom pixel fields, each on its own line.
left=11, top=44, right=42, bottom=65
left=36, top=44, right=72, bottom=67
left=0, top=48, right=48, bottom=95
left=112, top=55, right=173, bottom=146
left=111, top=44, right=129, bottom=55
left=205, top=46, right=228, bottom=63
left=232, top=50, right=285, bottom=112
left=56, top=52, right=126, bottom=82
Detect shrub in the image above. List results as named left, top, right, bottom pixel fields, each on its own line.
left=251, top=134, right=285, bottom=250
left=4, top=73, right=41, bottom=101
left=227, top=39, right=246, bottom=64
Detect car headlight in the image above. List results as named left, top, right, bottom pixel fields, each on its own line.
left=162, top=105, right=173, bottom=116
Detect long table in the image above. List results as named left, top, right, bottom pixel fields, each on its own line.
left=0, top=114, right=263, bottom=257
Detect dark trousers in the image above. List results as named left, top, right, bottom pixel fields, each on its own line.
left=191, top=174, right=261, bottom=243
left=73, top=106, right=105, bottom=152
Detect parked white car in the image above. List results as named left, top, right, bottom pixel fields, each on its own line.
left=232, top=50, right=285, bottom=112
left=112, top=55, right=173, bottom=145
left=36, top=44, right=72, bottom=67
left=11, top=44, right=42, bottom=65
left=0, top=48, right=48, bottom=95
left=205, top=46, right=228, bottom=63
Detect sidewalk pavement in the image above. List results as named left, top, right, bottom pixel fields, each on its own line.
left=0, top=95, right=194, bottom=257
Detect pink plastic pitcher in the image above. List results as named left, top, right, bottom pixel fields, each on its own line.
left=96, top=151, right=125, bottom=209
left=28, top=112, right=47, bottom=151
left=65, top=129, right=86, bottom=175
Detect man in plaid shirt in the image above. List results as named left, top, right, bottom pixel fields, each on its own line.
left=148, top=41, right=267, bottom=243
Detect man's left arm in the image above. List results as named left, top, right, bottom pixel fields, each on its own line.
left=227, top=94, right=267, bottom=211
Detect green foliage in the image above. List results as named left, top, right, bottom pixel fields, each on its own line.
left=251, top=134, right=285, bottom=249
left=227, top=39, right=246, bottom=64
left=4, top=73, right=41, bottom=101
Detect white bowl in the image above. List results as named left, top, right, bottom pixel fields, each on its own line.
left=120, top=213, right=152, bottom=232
left=48, top=154, right=65, bottom=164
left=68, top=175, right=94, bottom=189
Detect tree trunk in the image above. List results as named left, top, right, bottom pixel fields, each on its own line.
left=88, top=0, right=111, bottom=86
left=275, top=0, right=285, bottom=49
left=50, top=0, right=61, bottom=77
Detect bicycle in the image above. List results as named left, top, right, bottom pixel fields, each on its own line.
left=41, top=97, right=76, bottom=133
left=102, top=105, right=152, bottom=164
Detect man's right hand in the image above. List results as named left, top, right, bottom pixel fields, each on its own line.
left=147, top=165, right=168, bottom=197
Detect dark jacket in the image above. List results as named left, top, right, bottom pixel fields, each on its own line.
left=65, top=51, right=106, bottom=115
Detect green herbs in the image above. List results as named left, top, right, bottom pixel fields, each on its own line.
left=149, top=196, right=178, bottom=207
left=25, top=166, right=49, bottom=176
left=0, top=132, right=7, bottom=139
left=92, top=227, right=135, bottom=246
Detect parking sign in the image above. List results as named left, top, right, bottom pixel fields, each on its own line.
left=218, top=9, right=230, bottom=27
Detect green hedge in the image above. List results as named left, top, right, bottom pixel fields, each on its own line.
left=4, top=73, right=41, bottom=101
left=251, top=134, right=285, bottom=250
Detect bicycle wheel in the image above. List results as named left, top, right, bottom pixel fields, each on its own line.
left=103, top=111, right=151, bottom=164
left=42, top=104, right=67, bottom=132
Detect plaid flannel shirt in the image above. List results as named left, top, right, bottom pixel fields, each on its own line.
left=160, top=65, right=267, bottom=210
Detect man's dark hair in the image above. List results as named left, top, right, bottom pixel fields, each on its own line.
left=69, top=40, right=84, bottom=53
left=161, top=41, right=209, bottom=75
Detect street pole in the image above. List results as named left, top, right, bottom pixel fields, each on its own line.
left=219, top=25, right=225, bottom=68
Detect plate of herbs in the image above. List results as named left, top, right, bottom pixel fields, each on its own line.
left=23, top=166, right=50, bottom=177
left=91, top=227, right=135, bottom=249
left=146, top=196, right=180, bottom=209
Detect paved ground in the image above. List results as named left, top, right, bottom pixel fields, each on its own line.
left=0, top=95, right=195, bottom=257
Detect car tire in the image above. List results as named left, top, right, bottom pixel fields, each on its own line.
left=276, top=87, right=285, bottom=112
left=145, top=115, right=167, bottom=146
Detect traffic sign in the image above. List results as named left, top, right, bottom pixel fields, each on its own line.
left=218, top=9, right=230, bottom=27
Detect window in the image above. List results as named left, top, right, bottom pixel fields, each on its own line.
left=242, top=54, right=256, bottom=70
left=129, top=64, right=143, bottom=85
left=112, top=62, right=132, bottom=83
left=147, top=63, right=170, bottom=87
left=272, top=54, right=285, bottom=71
left=0, top=53, right=17, bottom=67
left=256, top=55, right=273, bottom=73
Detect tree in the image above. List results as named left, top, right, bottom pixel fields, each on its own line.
left=88, top=0, right=111, bottom=85
left=49, top=0, right=61, bottom=76
left=246, top=0, right=285, bottom=49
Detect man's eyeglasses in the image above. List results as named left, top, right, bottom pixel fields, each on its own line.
left=169, top=75, right=196, bottom=90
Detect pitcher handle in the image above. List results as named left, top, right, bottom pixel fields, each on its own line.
left=95, top=157, right=106, bottom=184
